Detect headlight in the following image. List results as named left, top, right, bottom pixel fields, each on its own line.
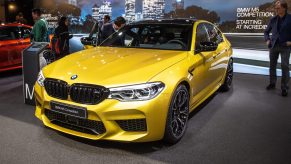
left=37, top=70, right=45, bottom=87
left=108, top=82, right=165, bottom=101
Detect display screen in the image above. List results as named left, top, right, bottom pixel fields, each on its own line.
left=34, top=0, right=291, bottom=71
left=35, top=0, right=279, bottom=33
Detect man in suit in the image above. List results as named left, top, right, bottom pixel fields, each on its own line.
left=100, top=16, right=126, bottom=46
left=264, top=0, right=291, bottom=97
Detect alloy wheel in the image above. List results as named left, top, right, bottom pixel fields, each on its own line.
left=226, top=59, right=233, bottom=88
left=170, top=89, right=189, bottom=139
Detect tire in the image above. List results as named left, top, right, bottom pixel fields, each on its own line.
left=163, top=85, right=189, bottom=144
left=220, top=58, right=233, bottom=92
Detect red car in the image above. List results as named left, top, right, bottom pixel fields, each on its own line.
left=0, top=23, right=32, bottom=72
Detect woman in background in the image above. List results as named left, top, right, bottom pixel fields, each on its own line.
left=55, top=16, right=73, bottom=59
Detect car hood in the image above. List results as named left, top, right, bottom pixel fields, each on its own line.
left=43, top=47, right=188, bottom=87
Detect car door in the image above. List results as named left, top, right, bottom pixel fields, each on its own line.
left=0, top=26, right=21, bottom=69
left=17, top=26, right=32, bottom=64
left=204, top=23, right=229, bottom=84
left=188, top=22, right=217, bottom=105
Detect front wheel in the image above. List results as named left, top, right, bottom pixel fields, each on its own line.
left=220, top=58, right=233, bottom=92
left=163, top=85, right=189, bottom=144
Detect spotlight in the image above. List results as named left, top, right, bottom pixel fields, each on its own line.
left=8, top=3, right=17, bottom=12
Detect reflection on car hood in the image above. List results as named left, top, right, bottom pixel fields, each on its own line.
left=43, top=47, right=188, bottom=87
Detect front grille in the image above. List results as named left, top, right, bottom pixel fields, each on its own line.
left=44, top=79, right=69, bottom=100
left=44, top=79, right=109, bottom=105
left=70, top=84, right=109, bottom=105
left=116, top=119, right=147, bottom=132
left=45, top=109, right=106, bottom=135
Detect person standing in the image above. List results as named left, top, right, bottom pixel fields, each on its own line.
left=31, top=8, right=48, bottom=42
left=54, top=16, right=73, bottom=58
left=15, top=14, right=20, bottom=23
left=15, top=12, right=27, bottom=24
left=264, top=0, right=291, bottom=97
left=99, top=15, right=111, bottom=29
left=100, top=16, right=126, bottom=45
left=18, top=12, right=28, bottom=24
left=97, top=15, right=111, bottom=45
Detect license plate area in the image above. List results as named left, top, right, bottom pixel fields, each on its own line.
left=50, top=101, right=87, bottom=119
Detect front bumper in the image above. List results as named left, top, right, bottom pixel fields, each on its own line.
left=34, top=83, right=171, bottom=142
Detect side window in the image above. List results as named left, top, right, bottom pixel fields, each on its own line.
left=204, top=23, right=223, bottom=44
left=215, top=27, right=223, bottom=43
left=0, top=27, right=20, bottom=41
left=20, top=27, right=31, bottom=39
left=195, top=23, right=209, bottom=50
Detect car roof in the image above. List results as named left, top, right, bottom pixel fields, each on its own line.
left=0, top=23, right=32, bottom=28
left=129, top=18, right=197, bottom=25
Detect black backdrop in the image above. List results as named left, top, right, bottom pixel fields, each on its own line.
left=4, top=0, right=34, bottom=25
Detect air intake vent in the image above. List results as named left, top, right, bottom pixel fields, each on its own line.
left=116, top=119, right=147, bottom=131
left=45, top=109, right=106, bottom=135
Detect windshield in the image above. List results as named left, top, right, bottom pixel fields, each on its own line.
left=100, top=24, right=193, bottom=51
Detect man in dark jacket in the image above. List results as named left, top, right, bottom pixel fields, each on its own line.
left=97, top=15, right=111, bottom=45
left=100, top=16, right=126, bottom=46
left=264, top=0, right=291, bottom=97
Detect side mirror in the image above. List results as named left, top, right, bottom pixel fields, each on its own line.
left=195, top=41, right=218, bottom=53
left=80, top=37, right=95, bottom=46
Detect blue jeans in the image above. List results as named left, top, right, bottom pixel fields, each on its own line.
left=269, top=45, right=290, bottom=90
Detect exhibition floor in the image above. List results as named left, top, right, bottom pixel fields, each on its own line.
left=0, top=69, right=290, bottom=164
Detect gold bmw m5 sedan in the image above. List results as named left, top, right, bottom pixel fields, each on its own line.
left=34, top=19, right=233, bottom=143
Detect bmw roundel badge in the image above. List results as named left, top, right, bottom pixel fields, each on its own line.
left=71, top=75, right=78, bottom=80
